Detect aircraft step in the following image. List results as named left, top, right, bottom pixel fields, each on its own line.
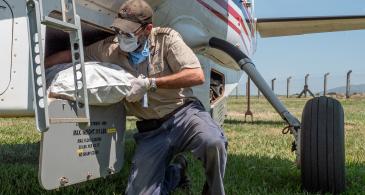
left=42, top=16, right=79, bottom=31
left=49, top=117, right=90, bottom=124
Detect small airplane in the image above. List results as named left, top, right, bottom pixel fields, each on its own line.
left=0, top=0, right=364, bottom=193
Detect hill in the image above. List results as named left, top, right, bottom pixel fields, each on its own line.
left=324, top=84, right=365, bottom=94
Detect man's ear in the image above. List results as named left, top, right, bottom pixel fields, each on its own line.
left=145, top=24, right=153, bottom=34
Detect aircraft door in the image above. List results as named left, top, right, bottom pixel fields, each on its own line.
left=0, top=0, right=14, bottom=95
left=39, top=100, right=126, bottom=190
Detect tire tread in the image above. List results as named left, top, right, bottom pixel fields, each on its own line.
left=300, top=97, right=345, bottom=193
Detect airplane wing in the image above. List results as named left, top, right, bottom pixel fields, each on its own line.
left=256, top=15, right=365, bottom=38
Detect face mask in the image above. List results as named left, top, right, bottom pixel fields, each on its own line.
left=118, top=34, right=140, bottom=52
left=128, top=40, right=150, bottom=65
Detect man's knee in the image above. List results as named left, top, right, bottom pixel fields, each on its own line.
left=205, top=137, right=227, bottom=156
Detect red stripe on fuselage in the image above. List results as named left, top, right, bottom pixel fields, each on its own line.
left=211, top=0, right=251, bottom=40
left=227, top=3, right=251, bottom=40
left=240, top=0, right=255, bottom=36
left=196, top=0, right=249, bottom=53
left=241, top=0, right=253, bottom=23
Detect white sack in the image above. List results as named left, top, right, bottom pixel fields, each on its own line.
left=47, top=62, right=134, bottom=105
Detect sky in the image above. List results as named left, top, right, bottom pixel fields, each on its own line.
left=237, top=0, right=365, bottom=95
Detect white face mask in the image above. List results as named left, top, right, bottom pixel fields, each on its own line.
left=118, top=34, right=140, bottom=52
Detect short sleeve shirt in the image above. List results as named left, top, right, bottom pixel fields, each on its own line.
left=84, top=27, right=201, bottom=120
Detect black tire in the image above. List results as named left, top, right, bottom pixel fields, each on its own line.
left=301, top=96, right=345, bottom=193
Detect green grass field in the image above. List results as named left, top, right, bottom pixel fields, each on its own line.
left=0, top=97, right=364, bottom=194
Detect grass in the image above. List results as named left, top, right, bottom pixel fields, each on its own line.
left=0, top=97, right=364, bottom=194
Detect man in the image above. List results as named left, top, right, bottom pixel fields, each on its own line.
left=45, top=0, right=227, bottom=194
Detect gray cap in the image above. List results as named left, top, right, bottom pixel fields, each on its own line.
left=111, top=0, right=153, bottom=33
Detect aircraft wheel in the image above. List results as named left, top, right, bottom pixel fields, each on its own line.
left=300, top=96, right=345, bottom=193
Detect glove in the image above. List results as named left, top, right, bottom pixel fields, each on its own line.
left=126, top=75, right=151, bottom=102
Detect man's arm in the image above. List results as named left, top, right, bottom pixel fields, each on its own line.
left=160, top=29, right=205, bottom=89
left=45, top=50, right=72, bottom=69
left=154, top=67, right=205, bottom=89
left=45, top=36, right=112, bottom=69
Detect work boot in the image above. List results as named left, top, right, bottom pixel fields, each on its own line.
left=173, top=154, right=191, bottom=190
left=202, top=181, right=209, bottom=195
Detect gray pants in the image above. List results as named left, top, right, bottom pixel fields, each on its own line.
left=125, top=101, right=227, bottom=195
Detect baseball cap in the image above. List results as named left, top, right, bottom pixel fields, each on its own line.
left=111, top=0, right=153, bottom=33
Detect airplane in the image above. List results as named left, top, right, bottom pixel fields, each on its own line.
left=1, top=0, right=364, bottom=193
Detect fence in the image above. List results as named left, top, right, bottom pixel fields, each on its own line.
left=232, top=71, right=365, bottom=98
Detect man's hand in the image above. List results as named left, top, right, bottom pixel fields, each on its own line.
left=126, top=75, right=151, bottom=102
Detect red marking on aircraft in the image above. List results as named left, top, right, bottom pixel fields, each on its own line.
left=211, top=0, right=251, bottom=41
left=196, top=0, right=250, bottom=53
left=240, top=0, right=255, bottom=36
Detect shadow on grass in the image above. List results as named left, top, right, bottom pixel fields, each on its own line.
left=0, top=140, right=364, bottom=194
left=224, top=118, right=286, bottom=126
left=0, top=138, right=137, bottom=195
left=345, top=162, right=365, bottom=193
left=0, top=142, right=40, bottom=164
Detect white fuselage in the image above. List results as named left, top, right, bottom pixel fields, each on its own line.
left=0, top=0, right=256, bottom=116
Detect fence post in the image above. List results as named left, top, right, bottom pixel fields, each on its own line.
left=236, top=85, right=238, bottom=99
left=287, top=76, right=292, bottom=98
left=305, top=74, right=309, bottom=97
left=271, top=78, right=276, bottom=94
left=324, top=72, right=330, bottom=96
left=346, top=70, right=352, bottom=99
left=245, top=77, right=253, bottom=121
left=298, top=74, right=315, bottom=98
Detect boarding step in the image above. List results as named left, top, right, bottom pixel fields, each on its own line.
left=42, top=16, right=79, bottom=31
left=50, top=117, right=90, bottom=124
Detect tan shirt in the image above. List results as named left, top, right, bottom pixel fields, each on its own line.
left=84, top=27, right=201, bottom=119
